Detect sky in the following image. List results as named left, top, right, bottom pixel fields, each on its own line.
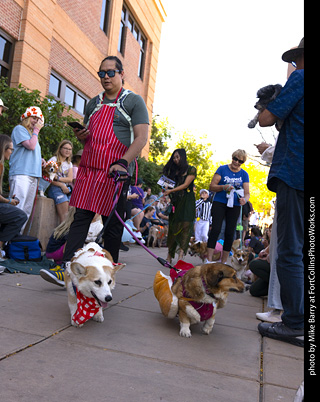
left=153, top=0, right=304, bottom=163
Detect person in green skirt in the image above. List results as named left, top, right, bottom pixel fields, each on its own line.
left=162, top=149, right=197, bottom=263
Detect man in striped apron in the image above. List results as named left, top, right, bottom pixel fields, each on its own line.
left=40, top=56, right=149, bottom=287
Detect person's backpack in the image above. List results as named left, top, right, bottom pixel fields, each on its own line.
left=7, top=235, right=42, bottom=262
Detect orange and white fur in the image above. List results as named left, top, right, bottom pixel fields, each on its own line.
left=147, top=225, right=168, bottom=248
left=230, top=239, right=250, bottom=280
left=65, top=242, right=125, bottom=327
left=39, top=160, right=60, bottom=197
left=154, top=263, right=245, bottom=337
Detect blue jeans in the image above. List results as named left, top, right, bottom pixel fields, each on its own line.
left=276, top=180, right=304, bottom=329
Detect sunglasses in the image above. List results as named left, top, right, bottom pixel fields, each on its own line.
left=97, top=70, right=121, bottom=78
left=233, top=156, right=244, bottom=164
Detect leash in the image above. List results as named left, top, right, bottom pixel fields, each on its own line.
left=95, top=170, right=128, bottom=244
left=234, top=190, right=244, bottom=248
left=95, top=170, right=175, bottom=271
left=127, top=191, right=164, bottom=222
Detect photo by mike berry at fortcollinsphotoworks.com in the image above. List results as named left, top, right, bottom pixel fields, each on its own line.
left=306, top=196, right=316, bottom=390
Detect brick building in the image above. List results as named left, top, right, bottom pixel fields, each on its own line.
left=0, top=0, right=166, bottom=157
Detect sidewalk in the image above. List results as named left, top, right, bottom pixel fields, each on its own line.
left=0, top=244, right=303, bottom=401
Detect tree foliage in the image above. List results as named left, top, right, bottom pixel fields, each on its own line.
left=0, top=77, right=83, bottom=161
left=148, top=116, right=172, bottom=162
left=135, top=157, right=163, bottom=194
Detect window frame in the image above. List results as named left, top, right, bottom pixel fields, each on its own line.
left=117, top=4, right=147, bottom=80
left=0, top=30, right=14, bottom=83
left=48, top=71, right=89, bottom=116
left=100, top=0, right=112, bottom=36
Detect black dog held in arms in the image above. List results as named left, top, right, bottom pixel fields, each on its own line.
left=248, top=84, right=283, bottom=129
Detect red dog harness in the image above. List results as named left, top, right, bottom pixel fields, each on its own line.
left=170, top=266, right=216, bottom=322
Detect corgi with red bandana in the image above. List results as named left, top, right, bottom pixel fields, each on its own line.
left=65, top=242, right=125, bottom=327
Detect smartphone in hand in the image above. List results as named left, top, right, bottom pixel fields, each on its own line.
left=67, top=121, right=85, bottom=130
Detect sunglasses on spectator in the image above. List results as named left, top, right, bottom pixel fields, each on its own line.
left=97, top=70, right=121, bottom=78
left=232, top=156, right=244, bottom=164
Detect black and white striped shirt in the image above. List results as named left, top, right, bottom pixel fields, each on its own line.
left=195, top=199, right=212, bottom=221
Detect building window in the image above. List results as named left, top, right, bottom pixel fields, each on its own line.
left=48, top=72, right=89, bottom=115
left=0, top=31, right=14, bottom=81
left=100, top=0, right=112, bottom=35
left=118, top=4, right=147, bottom=79
left=118, top=6, right=126, bottom=54
left=138, top=36, right=146, bottom=79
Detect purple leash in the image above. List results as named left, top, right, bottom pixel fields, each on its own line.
left=95, top=171, right=174, bottom=270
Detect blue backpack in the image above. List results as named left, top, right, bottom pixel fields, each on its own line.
left=7, top=235, right=42, bottom=262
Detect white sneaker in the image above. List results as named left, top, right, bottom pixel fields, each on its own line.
left=256, top=309, right=282, bottom=323
left=205, top=259, right=213, bottom=264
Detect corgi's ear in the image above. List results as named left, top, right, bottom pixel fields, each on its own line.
left=56, top=161, right=62, bottom=167
left=231, top=246, right=236, bottom=254
left=206, top=266, right=224, bottom=288
left=70, top=262, right=86, bottom=277
left=112, top=263, right=126, bottom=274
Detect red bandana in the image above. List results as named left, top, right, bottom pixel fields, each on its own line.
left=72, top=289, right=101, bottom=325
left=71, top=253, right=122, bottom=325
left=42, top=175, right=52, bottom=183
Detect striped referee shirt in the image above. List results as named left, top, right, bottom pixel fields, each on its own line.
left=195, top=199, right=212, bottom=221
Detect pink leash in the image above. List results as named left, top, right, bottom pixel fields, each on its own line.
left=95, top=171, right=174, bottom=270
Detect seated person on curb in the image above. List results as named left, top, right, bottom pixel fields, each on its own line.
left=249, top=246, right=270, bottom=298
left=248, top=227, right=264, bottom=263
left=0, top=135, right=28, bottom=261
left=130, top=178, right=145, bottom=234
left=139, top=206, right=156, bottom=240
left=147, top=196, right=169, bottom=225
left=42, top=209, right=102, bottom=285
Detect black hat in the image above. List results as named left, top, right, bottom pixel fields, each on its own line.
left=282, top=38, right=304, bottom=63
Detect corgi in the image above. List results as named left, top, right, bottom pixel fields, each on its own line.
left=39, top=160, right=60, bottom=197
left=154, top=263, right=245, bottom=337
left=65, top=242, right=125, bottom=327
left=147, top=225, right=168, bottom=248
left=188, top=239, right=221, bottom=263
left=230, top=239, right=250, bottom=280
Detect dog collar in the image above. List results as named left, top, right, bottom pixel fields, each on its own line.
left=42, top=175, right=52, bottom=183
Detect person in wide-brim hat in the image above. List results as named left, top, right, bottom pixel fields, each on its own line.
left=282, top=37, right=304, bottom=63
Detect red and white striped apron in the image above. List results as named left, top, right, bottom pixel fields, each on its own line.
left=70, top=90, right=128, bottom=216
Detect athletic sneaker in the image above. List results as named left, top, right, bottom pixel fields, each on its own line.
left=258, top=321, right=304, bottom=347
left=40, top=264, right=65, bottom=287
left=256, top=309, right=282, bottom=323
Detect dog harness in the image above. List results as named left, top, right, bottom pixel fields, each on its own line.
left=175, top=270, right=215, bottom=321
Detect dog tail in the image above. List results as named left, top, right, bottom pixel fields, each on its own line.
left=153, top=271, right=178, bottom=319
